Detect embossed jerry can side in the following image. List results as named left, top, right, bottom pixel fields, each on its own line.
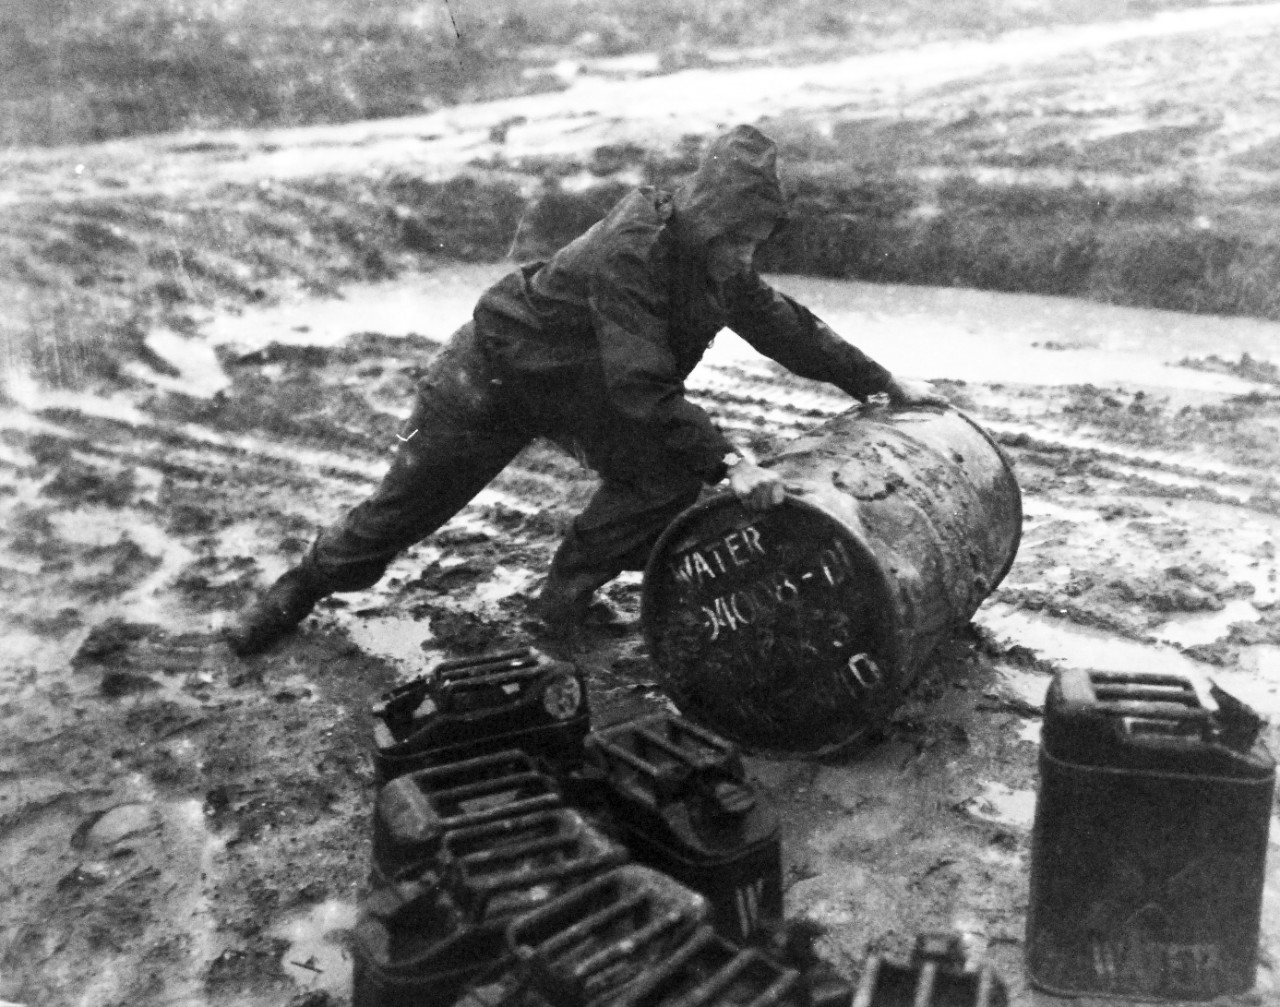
left=371, top=749, right=563, bottom=885
left=354, top=809, right=628, bottom=1007
left=641, top=403, right=1021, bottom=756
left=506, top=864, right=710, bottom=1007
left=1026, top=668, right=1275, bottom=1001
left=372, top=646, right=591, bottom=784
left=854, top=932, right=1007, bottom=1007
left=606, top=924, right=809, bottom=1007
left=585, top=714, right=783, bottom=943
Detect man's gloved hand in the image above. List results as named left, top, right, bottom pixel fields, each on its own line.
left=885, top=376, right=949, bottom=408
left=728, top=456, right=787, bottom=512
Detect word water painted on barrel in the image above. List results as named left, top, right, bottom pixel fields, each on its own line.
left=647, top=500, right=894, bottom=753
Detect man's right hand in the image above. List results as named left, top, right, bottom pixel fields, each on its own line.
left=728, top=457, right=787, bottom=512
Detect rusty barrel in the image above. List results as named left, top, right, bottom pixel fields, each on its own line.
left=640, top=403, right=1022, bottom=756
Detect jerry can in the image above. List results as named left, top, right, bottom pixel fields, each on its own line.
left=372, top=646, right=590, bottom=784
left=1026, top=668, right=1274, bottom=1000
left=371, top=749, right=563, bottom=884
left=507, top=863, right=711, bottom=1007
left=604, top=924, right=817, bottom=1007
left=351, top=878, right=486, bottom=1007
left=584, top=714, right=782, bottom=943
left=440, top=807, right=627, bottom=921
left=853, top=932, right=1006, bottom=1007
left=353, top=806, right=626, bottom=1007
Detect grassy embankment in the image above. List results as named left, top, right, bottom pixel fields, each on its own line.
left=5, top=0, right=1279, bottom=390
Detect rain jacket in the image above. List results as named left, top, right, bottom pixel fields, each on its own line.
left=473, top=125, right=894, bottom=484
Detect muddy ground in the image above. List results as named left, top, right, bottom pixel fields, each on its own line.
left=5, top=7, right=1280, bottom=1007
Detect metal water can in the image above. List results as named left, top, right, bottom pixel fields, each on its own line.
left=507, top=864, right=710, bottom=1007
left=353, top=807, right=626, bottom=1007
left=853, top=932, right=1006, bottom=1007
left=584, top=714, right=782, bottom=942
left=351, top=878, right=481, bottom=1007
left=371, top=646, right=590, bottom=783
left=605, top=924, right=816, bottom=1007
left=371, top=749, right=563, bottom=884
left=642, top=403, right=1020, bottom=755
left=1026, top=668, right=1275, bottom=1000
left=441, top=807, right=627, bottom=921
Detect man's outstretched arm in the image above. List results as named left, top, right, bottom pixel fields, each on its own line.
left=726, top=273, right=948, bottom=407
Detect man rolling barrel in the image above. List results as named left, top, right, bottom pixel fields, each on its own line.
left=227, top=124, right=944, bottom=655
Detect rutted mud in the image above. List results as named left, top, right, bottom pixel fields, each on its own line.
left=6, top=7, right=1280, bottom=1003
left=5, top=257, right=1280, bottom=1004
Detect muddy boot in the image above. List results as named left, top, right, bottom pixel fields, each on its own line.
left=529, top=574, right=629, bottom=640
left=225, top=566, right=328, bottom=656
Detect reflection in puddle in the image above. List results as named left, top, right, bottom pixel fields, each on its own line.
left=993, top=666, right=1051, bottom=710
left=272, top=899, right=358, bottom=998
left=129, top=327, right=231, bottom=398
left=341, top=612, right=432, bottom=671
left=2, top=379, right=152, bottom=426
left=472, top=565, right=539, bottom=605
left=160, top=797, right=228, bottom=1005
left=980, top=604, right=1211, bottom=679
left=980, top=604, right=1280, bottom=719
left=962, top=781, right=1038, bottom=831
left=772, top=272, right=1280, bottom=394
left=1020, top=498, right=1102, bottom=523
left=1155, top=598, right=1259, bottom=648
left=205, top=264, right=506, bottom=351
left=1241, top=645, right=1280, bottom=679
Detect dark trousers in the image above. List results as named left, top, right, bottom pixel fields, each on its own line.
left=300, top=322, right=702, bottom=602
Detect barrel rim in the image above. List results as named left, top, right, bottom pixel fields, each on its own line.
left=949, top=406, right=1024, bottom=593
left=639, top=490, right=904, bottom=755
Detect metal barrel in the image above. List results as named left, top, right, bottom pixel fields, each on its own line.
left=640, top=403, right=1022, bottom=756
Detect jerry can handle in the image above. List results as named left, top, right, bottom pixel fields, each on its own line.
left=372, top=675, right=431, bottom=728
left=1117, top=715, right=1214, bottom=749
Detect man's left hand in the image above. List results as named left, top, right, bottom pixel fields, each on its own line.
left=727, top=458, right=787, bottom=513
left=885, top=377, right=949, bottom=408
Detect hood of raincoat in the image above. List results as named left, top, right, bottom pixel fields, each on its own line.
left=672, top=125, right=788, bottom=249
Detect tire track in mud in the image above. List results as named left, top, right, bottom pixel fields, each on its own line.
left=7, top=310, right=1280, bottom=1004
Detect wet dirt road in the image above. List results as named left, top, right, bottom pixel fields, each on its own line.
left=4, top=260, right=1280, bottom=1006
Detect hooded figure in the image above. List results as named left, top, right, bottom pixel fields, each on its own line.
left=227, top=125, right=943, bottom=655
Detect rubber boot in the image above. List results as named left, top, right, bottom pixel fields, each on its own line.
left=530, top=571, right=627, bottom=639
left=225, top=566, right=328, bottom=656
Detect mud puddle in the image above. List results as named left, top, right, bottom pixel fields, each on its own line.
left=272, top=899, right=358, bottom=1000
left=203, top=264, right=501, bottom=355
left=980, top=604, right=1280, bottom=719
left=200, top=267, right=1280, bottom=399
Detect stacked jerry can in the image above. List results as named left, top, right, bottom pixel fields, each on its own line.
left=353, top=751, right=626, bottom=1006
left=853, top=933, right=1007, bottom=1007
left=353, top=646, right=857, bottom=1007
left=583, top=714, right=783, bottom=943
left=371, top=647, right=591, bottom=784
left=508, top=865, right=712, bottom=1007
